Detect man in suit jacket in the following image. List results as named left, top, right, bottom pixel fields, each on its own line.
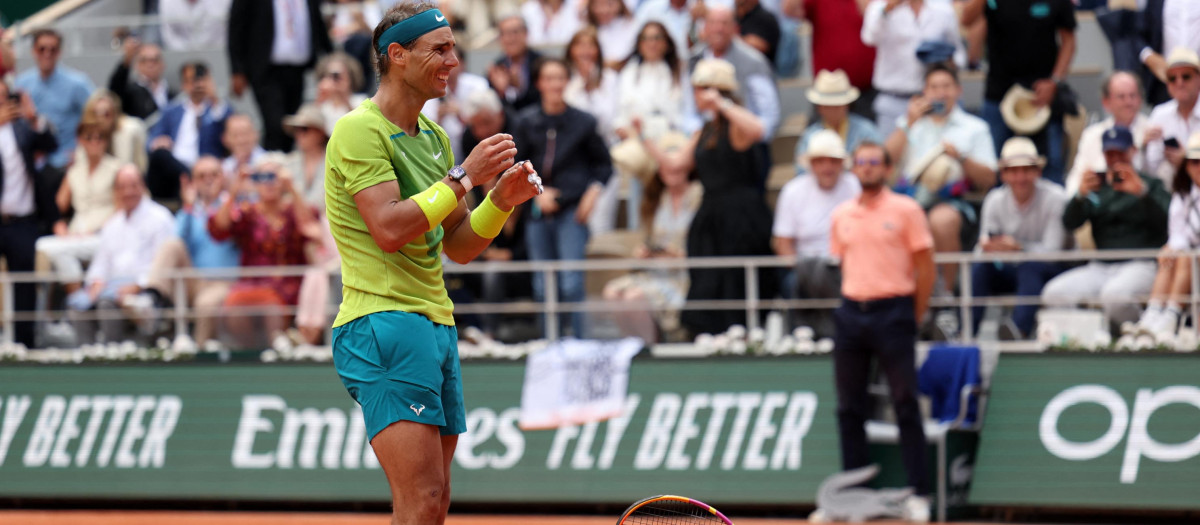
left=145, top=61, right=232, bottom=201
left=228, top=0, right=332, bottom=152
left=0, top=82, right=59, bottom=348
left=108, top=39, right=175, bottom=120
left=489, top=15, right=543, bottom=112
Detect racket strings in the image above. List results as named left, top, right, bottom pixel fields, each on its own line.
left=623, top=500, right=726, bottom=525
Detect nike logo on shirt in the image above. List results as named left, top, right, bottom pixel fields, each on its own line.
left=433, top=151, right=443, bottom=160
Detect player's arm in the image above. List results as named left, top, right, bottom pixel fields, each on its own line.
left=442, top=162, right=542, bottom=263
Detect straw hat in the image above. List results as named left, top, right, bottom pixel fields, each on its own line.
left=806, top=70, right=860, bottom=107
left=998, top=137, right=1046, bottom=169
left=909, top=145, right=963, bottom=194
left=691, top=59, right=738, bottom=92
left=1167, top=47, right=1200, bottom=72
left=610, top=131, right=691, bottom=184
left=806, top=129, right=847, bottom=160
left=999, top=84, right=1051, bottom=135
left=1187, top=131, right=1200, bottom=161
left=283, top=104, right=328, bottom=136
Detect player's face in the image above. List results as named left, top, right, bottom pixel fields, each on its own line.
left=406, top=28, right=460, bottom=99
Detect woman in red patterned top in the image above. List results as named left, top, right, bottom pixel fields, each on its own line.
left=208, top=156, right=321, bottom=347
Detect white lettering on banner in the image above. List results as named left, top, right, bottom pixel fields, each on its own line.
left=1039, top=384, right=1200, bottom=483
left=547, top=395, right=640, bottom=470
left=0, top=395, right=32, bottom=466
left=456, top=407, right=524, bottom=470
left=231, top=395, right=378, bottom=470
left=14, top=395, right=180, bottom=469
left=278, top=408, right=347, bottom=469
left=634, top=391, right=819, bottom=471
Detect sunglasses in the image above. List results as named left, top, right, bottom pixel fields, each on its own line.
left=1168, top=72, right=1195, bottom=84
left=854, top=158, right=885, bottom=167
left=250, top=171, right=277, bottom=184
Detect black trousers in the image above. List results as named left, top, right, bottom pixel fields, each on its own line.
left=0, top=217, right=39, bottom=347
left=250, top=64, right=307, bottom=152
left=833, top=295, right=928, bottom=494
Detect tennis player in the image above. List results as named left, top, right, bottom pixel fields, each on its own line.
left=325, top=3, right=541, bottom=523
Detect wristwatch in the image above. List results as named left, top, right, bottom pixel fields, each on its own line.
left=449, top=165, right=473, bottom=192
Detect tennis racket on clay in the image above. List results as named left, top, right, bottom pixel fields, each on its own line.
left=616, top=495, right=735, bottom=525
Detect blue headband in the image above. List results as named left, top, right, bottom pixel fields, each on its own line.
left=376, top=9, right=450, bottom=55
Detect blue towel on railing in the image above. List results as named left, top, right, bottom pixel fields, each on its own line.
left=918, top=344, right=981, bottom=424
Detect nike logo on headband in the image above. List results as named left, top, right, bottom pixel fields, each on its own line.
left=435, top=14, right=445, bottom=22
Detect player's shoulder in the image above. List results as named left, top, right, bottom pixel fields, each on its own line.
left=332, top=101, right=391, bottom=140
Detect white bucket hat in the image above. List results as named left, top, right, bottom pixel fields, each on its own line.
left=1000, top=84, right=1051, bottom=136
left=1167, top=47, right=1200, bottom=72
left=998, top=136, right=1046, bottom=168
left=806, top=69, right=860, bottom=107
left=1186, top=131, right=1200, bottom=161
left=692, top=58, right=738, bottom=92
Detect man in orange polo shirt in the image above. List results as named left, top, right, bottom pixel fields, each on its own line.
left=827, top=142, right=936, bottom=522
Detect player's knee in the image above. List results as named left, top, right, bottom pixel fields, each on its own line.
left=393, top=484, right=444, bottom=524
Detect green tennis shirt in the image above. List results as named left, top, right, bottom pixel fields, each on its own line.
left=325, top=99, right=456, bottom=327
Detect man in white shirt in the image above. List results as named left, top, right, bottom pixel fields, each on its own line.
left=1146, top=47, right=1200, bottom=184
left=1137, top=0, right=1200, bottom=105
left=860, top=0, right=964, bottom=135
left=160, top=0, right=232, bottom=51
left=1066, top=71, right=1150, bottom=194
left=68, top=165, right=176, bottom=344
left=772, top=129, right=859, bottom=336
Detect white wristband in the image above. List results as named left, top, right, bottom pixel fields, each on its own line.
left=459, top=174, right=473, bottom=193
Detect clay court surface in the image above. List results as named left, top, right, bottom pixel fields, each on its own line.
left=0, top=511, right=1012, bottom=524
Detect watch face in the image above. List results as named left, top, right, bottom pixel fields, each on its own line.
left=450, top=166, right=466, bottom=180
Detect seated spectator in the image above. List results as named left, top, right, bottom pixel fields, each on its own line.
left=108, top=39, right=173, bottom=120
left=490, top=14, right=543, bottom=111
left=221, top=114, right=268, bottom=180
left=514, top=58, right=613, bottom=338
left=67, top=165, right=175, bottom=344
left=604, top=133, right=702, bottom=343
left=615, top=21, right=687, bottom=139
left=208, top=157, right=319, bottom=348
left=796, top=69, right=883, bottom=169
left=1042, top=127, right=1170, bottom=327
left=282, top=105, right=329, bottom=211
left=972, top=137, right=1069, bottom=340
left=1066, top=71, right=1150, bottom=194
left=688, top=4, right=779, bottom=139
left=885, top=64, right=997, bottom=302
left=589, top=0, right=637, bottom=68
left=15, top=28, right=94, bottom=169
left=772, top=129, right=860, bottom=337
left=1129, top=131, right=1200, bottom=341
left=633, top=0, right=694, bottom=56
left=1146, top=48, right=1200, bottom=185
left=145, top=61, right=231, bottom=201
left=82, top=89, right=148, bottom=172
left=139, top=156, right=240, bottom=346
left=36, top=119, right=121, bottom=293
left=522, top=0, right=583, bottom=47
left=160, top=0, right=231, bottom=51
left=736, top=0, right=781, bottom=67
left=859, top=0, right=964, bottom=135
left=315, top=52, right=368, bottom=136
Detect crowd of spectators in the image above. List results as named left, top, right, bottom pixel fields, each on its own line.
left=1, top=0, right=1200, bottom=350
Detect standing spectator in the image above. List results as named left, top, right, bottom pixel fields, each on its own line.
left=589, top=0, right=638, bottom=68
left=972, top=137, right=1069, bottom=340
left=522, top=0, right=584, bottom=46
left=1132, top=131, right=1200, bottom=341
left=796, top=69, right=883, bottom=168
left=736, top=0, right=781, bottom=67
left=328, top=0, right=384, bottom=91
left=818, top=141, right=935, bottom=524
left=220, top=114, right=268, bottom=180
left=633, top=0, right=694, bottom=55
left=962, top=0, right=1076, bottom=185
left=514, top=58, right=613, bottom=337
left=107, top=39, right=174, bottom=120
left=885, top=64, right=997, bottom=301
left=1134, top=0, right=1200, bottom=107
left=228, top=0, right=333, bottom=152
left=145, top=61, right=232, bottom=201
left=67, top=165, right=175, bottom=344
left=784, top=0, right=876, bottom=118
left=0, top=82, right=57, bottom=348
left=1145, top=48, right=1200, bottom=185
left=14, top=29, right=94, bottom=169
left=160, top=0, right=232, bottom=51
left=36, top=120, right=120, bottom=294
left=565, top=28, right=621, bottom=144
left=615, top=21, right=688, bottom=138
left=314, top=52, right=368, bottom=137
left=140, top=156, right=240, bottom=346
left=1041, top=127, right=1170, bottom=326
left=82, top=89, right=148, bottom=172
left=772, top=129, right=860, bottom=337
left=860, top=0, right=965, bottom=135
left=643, top=59, right=773, bottom=335
left=490, top=15, right=544, bottom=111
left=282, top=104, right=328, bottom=210
left=687, top=5, right=779, bottom=139
left=1066, top=71, right=1150, bottom=194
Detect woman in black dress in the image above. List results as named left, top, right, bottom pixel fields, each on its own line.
left=641, top=58, right=774, bottom=335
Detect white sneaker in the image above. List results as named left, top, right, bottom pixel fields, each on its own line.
left=902, top=495, right=930, bottom=523
left=807, top=508, right=829, bottom=523
left=1148, top=309, right=1180, bottom=337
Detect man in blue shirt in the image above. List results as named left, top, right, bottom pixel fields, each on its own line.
left=14, top=29, right=94, bottom=169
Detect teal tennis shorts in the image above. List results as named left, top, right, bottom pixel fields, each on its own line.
left=332, top=310, right=466, bottom=440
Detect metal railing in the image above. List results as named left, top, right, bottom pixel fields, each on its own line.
left=2, top=248, right=1195, bottom=347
